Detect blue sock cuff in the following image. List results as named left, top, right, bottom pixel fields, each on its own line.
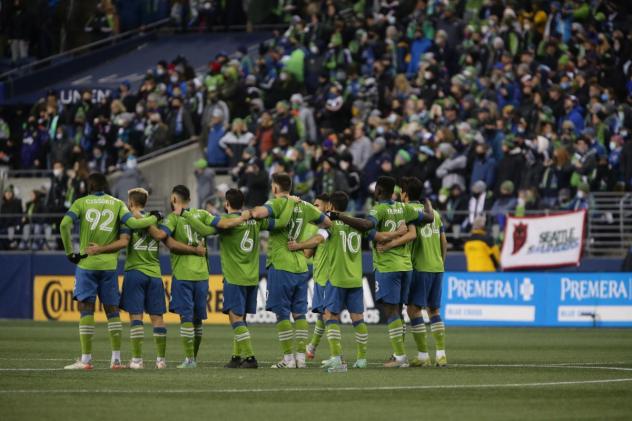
left=317, top=314, right=323, bottom=321
left=387, top=315, right=401, bottom=324
left=352, top=319, right=365, bottom=327
left=276, top=312, right=290, bottom=321
left=193, top=319, right=203, bottom=326
left=106, top=312, right=120, bottom=320
left=326, top=320, right=339, bottom=326
left=131, top=320, right=143, bottom=327
left=411, top=317, right=424, bottom=326
left=153, top=327, right=167, bottom=334
left=231, top=321, right=246, bottom=329
left=430, top=315, right=443, bottom=324
left=79, top=311, right=94, bottom=317
left=180, top=316, right=193, bottom=323
left=294, top=314, right=306, bottom=320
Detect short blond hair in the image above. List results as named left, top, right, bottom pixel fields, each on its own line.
left=128, top=188, right=149, bottom=207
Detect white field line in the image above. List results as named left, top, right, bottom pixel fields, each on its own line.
left=1, top=378, right=632, bottom=394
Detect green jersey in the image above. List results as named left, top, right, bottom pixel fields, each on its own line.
left=368, top=200, right=422, bottom=273
left=326, top=219, right=363, bottom=288
left=410, top=204, right=444, bottom=273
left=121, top=213, right=161, bottom=278
left=66, top=193, right=152, bottom=271
left=161, top=209, right=216, bottom=281
left=265, top=197, right=325, bottom=273
left=302, top=224, right=329, bottom=286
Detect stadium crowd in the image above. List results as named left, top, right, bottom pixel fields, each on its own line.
left=2, top=0, right=632, bottom=250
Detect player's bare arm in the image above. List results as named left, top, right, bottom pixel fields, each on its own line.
left=334, top=212, right=374, bottom=232
left=376, top=224, right=417, bottom=253
left=287, top=233, right=326, bottom=251
left=374, top=222, right=408, bottom=243
left=86, top=234, right=130, bottom=256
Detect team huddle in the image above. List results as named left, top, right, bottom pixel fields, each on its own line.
left=60, top=171, right=447, bottom=371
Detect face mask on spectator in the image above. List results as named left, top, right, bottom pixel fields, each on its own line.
left=610, top=141, right=618, bottom=151
left=170, top=75, right=179, bottom=84
left=53, top=168, right=63, bottom=177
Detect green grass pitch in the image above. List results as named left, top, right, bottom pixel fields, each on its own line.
left=0, top=321, right=631, bottom=420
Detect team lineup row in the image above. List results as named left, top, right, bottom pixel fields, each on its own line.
left=59, top=172, right=447, bottom=371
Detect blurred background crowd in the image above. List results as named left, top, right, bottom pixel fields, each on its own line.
left=1, top=0, right=632, bottom=251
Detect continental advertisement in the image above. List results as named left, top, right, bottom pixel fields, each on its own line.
left=33, top=275, right=228, bottom=324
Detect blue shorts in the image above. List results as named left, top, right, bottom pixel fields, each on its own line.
left=169, top=278, right=209, bottom=322
left=311, top=282, right=327, bottom=314
left=266, top=266, right=308, bottom=318
left=410, top=271, right=443, bottom=309
left=324, top=282, right=364, bottom=315
left=223, top=280, right=258, bottom=316
left=73, top=268, right=120, bottom=306
left=120, top=270, right=166, bottom=315
left=375, top=271, right=412, bottom=305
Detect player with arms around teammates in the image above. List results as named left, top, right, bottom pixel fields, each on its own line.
left=183, top=188, right=295, bottom=369
left=147, top=185, right=248, bottom=368
left=60, top=173, right=158, bottom=370
left=334, top=176, right=434, bottom=368
left=87, top=187, right=206, bottom=369
left=378, top=177, right=448, bottom=367
left=289, top=191, right=369, bottom=372
left=250, top=172, right=331, bottom=368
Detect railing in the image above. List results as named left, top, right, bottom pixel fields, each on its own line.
left=0, top=18, right=172, bottom=82
left=1, top=208, right=628, bottom=256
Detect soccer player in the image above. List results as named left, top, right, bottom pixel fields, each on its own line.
left=147, top=185, right=248, bottom=368
left=60, top=173, right=158, bottom=370
left=333, top=176, right=434, bottom=368
left=87, top=188, right=206, bottom=369
left=302, top=194, right=330, bottom=361
left=183, top=188, right=294, bottom=369
left=250, top=172, right=331, bottom=368
left=289, top=191, right=369, bottom=371
left=378, top=177, right=448, bottom=367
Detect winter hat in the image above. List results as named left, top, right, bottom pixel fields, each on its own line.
left=472, top=181, right=487, bottom=194
left=194, top=159, right=208, bottom=169
left=500, top=180, right=515, bottom=194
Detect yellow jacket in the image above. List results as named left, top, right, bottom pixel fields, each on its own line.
left=464, top=229, right=500, bottom=272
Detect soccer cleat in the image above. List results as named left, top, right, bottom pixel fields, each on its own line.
left=155, top=360, right=167, bottom=369
left=326, top=360, right=348, bottom=373
left=177, top=359, right=197, bottom=369
left=436, top=355, right=448, bottom=367
left=240, top=356, right=259, bottom=369
left=224, top=356, right=242, bottom=369
left=128, top=360, right=144, bottom=370
left=353, top=359, right=368, bottom=369
left=295, top=353, right=307, bottom=368
left=271, top=358, right=296, bottom=369
left=383, top=357, right=409, bottom=368
left=306, top=344, right=316, bottom=360
left=320, top=357, right=342, bottom=370
left=64, top=359, right=93, bottom=370
left=410, top=357, right=432, bottom=368
left=110, top=359, right=126, bottom=370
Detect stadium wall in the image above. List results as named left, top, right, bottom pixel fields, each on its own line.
left=0, top=253, right=629, bottom=327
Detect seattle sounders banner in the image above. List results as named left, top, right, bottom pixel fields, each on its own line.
left=500, top=210, right=586, bottom=270
left=442, top=272, right=632, bottom=327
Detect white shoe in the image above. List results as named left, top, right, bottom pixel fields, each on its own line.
left=271, top=358, right=296, bottom=368
left=64, top=359, right=93, bottom=370
left=295, top=353, right=307, bottom=368
left=155, top=360, right=167, bottom=369
left=110, top=359, right=126, bottom=370
left=128, top=360, right=144, bottom=370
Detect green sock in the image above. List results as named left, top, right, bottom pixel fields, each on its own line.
left=410, top=317, right=428, bottom=353
left=107, top=314, right=122, bottom=353
left=79, top=314, right=95, bottom=356
left=387, top=317, right=405, bottom=357
left=232, top=338, right=240, bottom=357
left=430, top=317, right=446, bottom=351
left=153, top=327, right=167, bottom=358
left=294, top=317, right=309, bottom=353
left=193, top=324, right=203, bottom=358
left=130, top=320, right=144, bottom=359
left=310, top=318, right=325, bottom=347
left=233, top=322, right=254, bottom=358
left=180, top=322, right=194, bottom=359
left=325, top=320, right=342, bottom=357
left=353, top=320, right=368, bottom=359
left=276, top=319, right=294, bottom=355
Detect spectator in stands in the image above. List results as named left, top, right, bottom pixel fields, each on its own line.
left=111, top=156, right=148, bottom=201
left=495, top=135, right=526, bottom=197
left=85, top=1, right=119, bottom=41
left=562, top=182, right=591, bottom=211
left=349, top=122, right=372, bottom=171
left=194, top=159, right=216, bottom=208
left=143, top=113, right=170, bottom=154
left=470, top=142, right=497, bottom=191
left=167, top=96, right=195, bottom=143
left=540, top=147, right=573, bottom=208
left=220, top=118, right=254, bottom=167
left=46, top=161, right=68, bottom=215
left=291, top=94, right=317, bottom=144
left=202, top=86, right=230, bottom=132
left=6, top=0, right=30, bottom=64
left=48, top=126, right=74, bottom=169
left=464, top=216, right=500, bottom=272
left=0, top=185, right=22, bottom=250
left=436, top=142, right=466, bottom=190
left=490, top=181, right=517, bottom=231
left=317, top=156, right=349, bottom=195
left=254, top=111, right=275, bottom=156
left=467, top=181, right=491, bottom=231
left=204, top=108, right=228, bottom=167
left=20, top=117, right=49, bottom=170
left=19, top=189, right=47, bottom=251
left=238, top=158, right=269, bottom=207
left=572, top=136, right=598, bottom=188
